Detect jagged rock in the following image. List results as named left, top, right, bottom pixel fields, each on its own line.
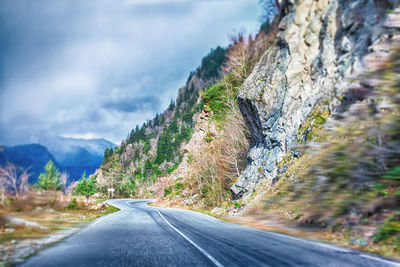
left=232, top=0, right=400, bottom=200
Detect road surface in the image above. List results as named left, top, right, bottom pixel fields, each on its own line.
left=20, top=199, right=399, bottom=266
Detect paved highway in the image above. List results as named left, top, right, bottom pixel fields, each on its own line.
left=20, top=199, right=399, bottom=266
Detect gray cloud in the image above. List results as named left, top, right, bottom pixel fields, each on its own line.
left=103, top=96, right=161, bottom=113
left=0, top=0, right=262, bottom=144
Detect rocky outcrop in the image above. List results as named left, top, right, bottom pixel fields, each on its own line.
left=231, top=0, right=399, bottom=199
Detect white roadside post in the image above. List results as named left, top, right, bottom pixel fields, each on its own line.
left=107, top=188, right=115, bottom=199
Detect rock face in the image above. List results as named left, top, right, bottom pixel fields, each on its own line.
left=231, top=0, right=399, bottom=199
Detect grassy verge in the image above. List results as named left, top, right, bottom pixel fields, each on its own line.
left=0, top=193, right=120, bottom=266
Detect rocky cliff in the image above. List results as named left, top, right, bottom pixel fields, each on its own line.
left=231, top=0, right=400, bottom=200
left=94, top=0, right=400, bottom=256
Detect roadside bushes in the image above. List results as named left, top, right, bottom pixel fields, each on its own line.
left=67, top=198, right=78, bottom=209
left=74, top=173, right=98, bottom=196
left=117, top=177, right=135, bottom=197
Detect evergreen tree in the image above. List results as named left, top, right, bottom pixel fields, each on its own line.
left=198, top=47, right=226, bottom=80
left=167, top=99, right=176, bottom=111
left=75, top=172, right=98, bottom=196
left=104, top=147, right=114, bottom=162
left=36, top=160, right=62, bottom=191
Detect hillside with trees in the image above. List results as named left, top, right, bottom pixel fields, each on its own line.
left=92, top=0, right=400, bottom=258
left=97, top=46, right=229, bottom=196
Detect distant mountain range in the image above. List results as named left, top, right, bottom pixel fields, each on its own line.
left=0, top=144, right=59, bottom=184
left=0, top=136, right=116, bottom=185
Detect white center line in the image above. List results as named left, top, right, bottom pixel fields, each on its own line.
left=157, top=210, right=224, bottom=267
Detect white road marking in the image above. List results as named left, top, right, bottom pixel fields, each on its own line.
left=264, top=230, right=349, bottom=253
left=360, top=254, right=400, bottom=266
left=91, top=201, right=122, bottom=226
left=251, top=225, right=400, bottom=265
left=91, top=211, right=120, bottom=226
left=157, top=210, right=224, bottom=267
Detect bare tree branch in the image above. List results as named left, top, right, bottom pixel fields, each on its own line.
left=0, top=163, right=31, bottom=199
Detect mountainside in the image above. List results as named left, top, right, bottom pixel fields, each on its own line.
left=25, top=135, right=116, bottom=166
left=97, top=47, right=228, bottom=195
left=0, top=142, right=114, bottom=184
left=0, top=134, right=116, bottom=184
left=0, top=133, right=115, bottom=166
left=98, top=0, right=400, bottom=257
left=232, top=0, right=399, bottom=199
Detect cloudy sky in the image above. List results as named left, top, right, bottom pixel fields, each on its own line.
left=0, top=0, right=263, bottom=144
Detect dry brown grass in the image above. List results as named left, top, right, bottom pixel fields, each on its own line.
left=152, top=17, right=282, bottom=208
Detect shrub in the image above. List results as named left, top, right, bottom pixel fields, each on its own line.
left=187, top=153, right=194, bottom=164
left=174, top=183, right=184, bottom=190
left=118, top=178, right=136, bottom=197
left=383, top=167, right=400, bottom=180
left=202, top=83, right=227, bottom=121
left=164, top=186, right=172, bottom=197
left=75, top=173, right=98, bottom=196
left=67, top=198, right=78, bottom=210
left=373, top=214, right=400, bottom=243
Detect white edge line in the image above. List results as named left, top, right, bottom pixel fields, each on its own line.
left=91, top=202, right=123, bottom=226
left=265, top=230, right=349, bottom=252
left=254, top=226, right=400, bottom=265
left=91, top=211, right=119, bottom=226
left=157, top=210, right=224, bottom=267
left=360, top=254, right=400, bottom=266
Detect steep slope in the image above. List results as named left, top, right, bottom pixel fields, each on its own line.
left=232, top=0, right=400, bottom=199
left=218, top=0, right=400, bottom=257
left=97, top=0, right=400, bottom=257
left=98, top=47, right=228, bottom=196
left=137, top=0, right=400, bottom=257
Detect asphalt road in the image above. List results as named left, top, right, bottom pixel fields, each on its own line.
left=20, top=199, right=399, bottom=267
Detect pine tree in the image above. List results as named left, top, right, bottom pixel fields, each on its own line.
left=35, top=160, right=62, bottom=191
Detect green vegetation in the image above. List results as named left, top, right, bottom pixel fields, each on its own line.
left=260, top=19, right=271, bottom=34
left=104, top=204, right=120, bottom=215
left=373, top=213, right=400, bottom=243
left=35, top=160, right=62, bottom=191
left=103, top=147, right=114, bottom=163
left=197, top=46, right=226, bottom=80
left=164, top=186, right=172, bottom=197
left=100, top=45, right=228, bottom=194
left=297, top=101, right=331, bottom=143
left=117, top=177, right=136, bottom=197
left=201, top=74, right=244, bottom=123
left=383, top=166, right=400, bottom=181
left=174, top=182, right=183, bottom=190
left=187, top=153, right=194, bottom=164
left=67, top=198, right=78, bottom=209
left=99, top=16, right=271, bottom=204
left=75, top=173, right=98, bottom=196
left=163, top=182, right=185, bottom=198
left=202, top=83, right=227, bottom=121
